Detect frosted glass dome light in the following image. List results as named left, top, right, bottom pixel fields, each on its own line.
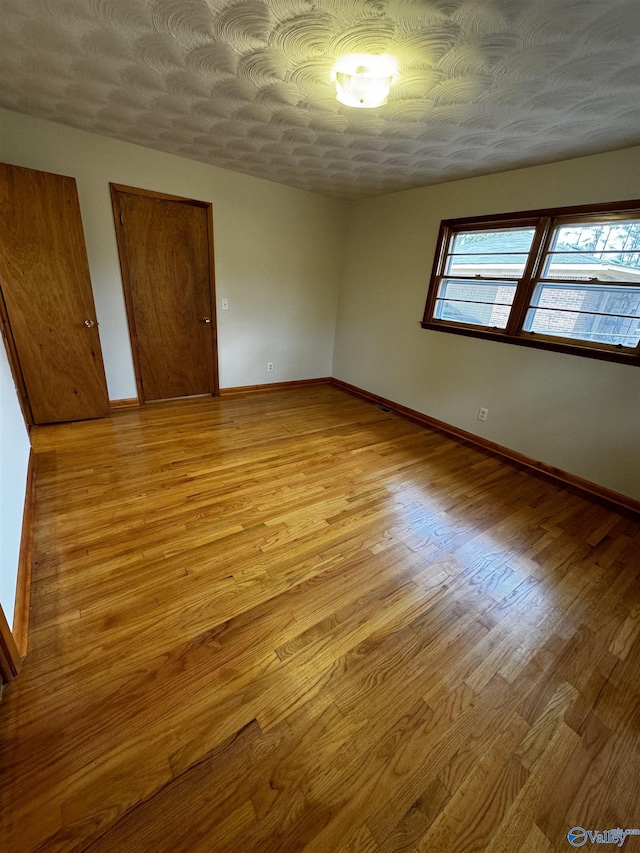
left=333, top=54, right=399, bottom=109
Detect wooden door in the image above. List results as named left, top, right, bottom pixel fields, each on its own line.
left=0, top=163, right=110, bottom=424
left=111, top=185, right=218, bottom=403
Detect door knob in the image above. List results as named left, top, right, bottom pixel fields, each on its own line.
left=84, top=319, right=96, bottom=328
left=201, top=317, right=211, bottom=324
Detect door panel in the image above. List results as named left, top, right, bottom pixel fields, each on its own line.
left=115, top=189, right=217, bottom=402
left=0, top=163, right=110, bottom=424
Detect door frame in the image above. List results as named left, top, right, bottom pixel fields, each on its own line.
left=110, top=184, right=220, bottom=403
left=0, top=285, right=34, bottom=428
left=0, top=602, right=22, bottom=688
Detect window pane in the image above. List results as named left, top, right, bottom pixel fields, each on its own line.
left=438, top=278, right=517, bottom=305
left=451, top=229, right=536, bottom=254
left=435, top=278, right=516, bottom=328
left=436, top=300, right=511, bottom=328
left=448, top=228, right=535, bottom=277
left=543, top=252, right=640, bottom=283
left=546, top=220, right=640, bottom=282
left=551, top=220, right=640, bottom=252
left=525, top=282, right=640, bottom=347
left=447, top=253, right=530, bottom=277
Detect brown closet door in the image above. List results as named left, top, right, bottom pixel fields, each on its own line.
left=113, top=187, right=217, bottom=403
left=0, top=163, right=110, bottom=424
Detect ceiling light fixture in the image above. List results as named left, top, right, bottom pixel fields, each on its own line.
left=333, top=54, right=399, bottom=109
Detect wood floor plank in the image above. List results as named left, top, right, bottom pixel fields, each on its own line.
left=411, top=727, right=530, bottom=853
left=0, top=386, right=638, bottom=852
left=536, top=710, right=612, bottom=847
left=83, top=721, right=280, bottom=853
left=483, top=721, right=581, bottom=853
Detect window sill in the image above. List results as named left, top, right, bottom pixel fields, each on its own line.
left=420, top=320, right=640, bottom=367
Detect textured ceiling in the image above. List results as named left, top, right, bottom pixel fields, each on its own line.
left=0, top=0, right=639, bottom=199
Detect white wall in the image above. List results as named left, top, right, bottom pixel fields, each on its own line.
left=0, top=344, right=30, bottom=627
left=0, top=108, right=347, bottom=398
left=334, top=147, right=640, bottom=501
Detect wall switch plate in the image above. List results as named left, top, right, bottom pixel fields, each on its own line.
left=221, top=298, right=229, bottom=310
left=478, top=407, right=488, bottom=422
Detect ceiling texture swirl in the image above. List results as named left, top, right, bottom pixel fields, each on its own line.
left=0, top=0, right=639, bottom=198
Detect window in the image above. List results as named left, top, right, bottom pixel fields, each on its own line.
left=422, top=201, right=640, bottom=365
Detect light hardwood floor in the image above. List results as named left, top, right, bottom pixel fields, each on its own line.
left=0, top=386, right=638, bottom=852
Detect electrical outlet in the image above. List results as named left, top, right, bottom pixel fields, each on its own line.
left=478, top=407, right=488, bottom=422
left=267, top=362, right=274, bottom=372
left=221, top=298, right=229, bottom=310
